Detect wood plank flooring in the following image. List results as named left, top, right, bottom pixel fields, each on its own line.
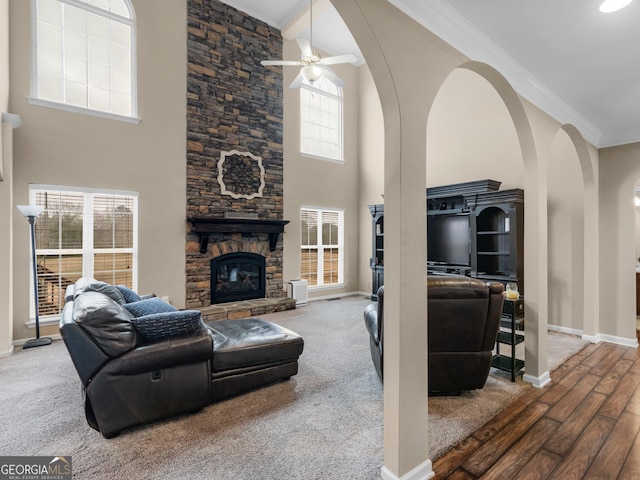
left=432, top=331, right=640, bottom=479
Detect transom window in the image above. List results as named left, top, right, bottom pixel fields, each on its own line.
left=29, top=185, right=138, bottom=320
left=300, top=77, right=343, bottom=162
left=300, top=207, right=344, bottom=288
left=30, top=0, right=138, bottom=122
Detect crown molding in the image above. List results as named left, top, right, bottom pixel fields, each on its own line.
left=387, top=0, right=616, bottom=147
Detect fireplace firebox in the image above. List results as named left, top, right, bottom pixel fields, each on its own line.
left=210, top=252, right=266, bottom=304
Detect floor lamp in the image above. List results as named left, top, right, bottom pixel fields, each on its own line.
left=17, top=205, right=52, bottom=349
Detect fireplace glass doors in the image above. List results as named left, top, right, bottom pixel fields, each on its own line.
left=210, top=252, right=265, bottom=303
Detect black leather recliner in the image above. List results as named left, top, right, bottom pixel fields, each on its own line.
left=364, top=275, right=504, bottom=394
left=60, top=279, right=303, bottom=438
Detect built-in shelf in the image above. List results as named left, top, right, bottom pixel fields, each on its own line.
left=188, top=217, right=290, bottom=253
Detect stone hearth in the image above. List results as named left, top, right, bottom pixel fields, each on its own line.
left=200, top=297, right=296, bottom=322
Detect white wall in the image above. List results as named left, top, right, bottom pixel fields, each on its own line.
left=599, top=143, right=640, bottom=342
left=357, top=65, right=384, bottom=294
left=0, top=0, right=14, bottom=355
left=282, top=38, right=361, bottom=299
left=9, top=0, right=188, bottom=341
left=427, top=68, right=524, bottom=190
left=548, top=129, right=584, bottom=331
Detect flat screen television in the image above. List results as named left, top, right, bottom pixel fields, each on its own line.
left=427, top=214, right=470, bottom=266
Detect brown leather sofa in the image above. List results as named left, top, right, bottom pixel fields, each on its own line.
left=364, top=275, right=504, bottom=394
left=60, top=279, right=303, bottom=438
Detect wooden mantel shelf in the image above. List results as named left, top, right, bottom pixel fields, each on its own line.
left=188, top=217, right=290, bottom=253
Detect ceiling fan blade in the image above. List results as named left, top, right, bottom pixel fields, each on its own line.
left=296, top=37, right=313, bottom=57
left=320, top=53, right=359, bottom=65
left=289, top=72, right=305, bottom=89
left=261, top=60, right=303, bottom=66
left=319, top=65, right=344, bottom=87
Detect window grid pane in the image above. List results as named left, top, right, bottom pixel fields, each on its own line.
left=36, top=254, right=83, bottom=317
left=35, top=0, right=135, bottom=117
left=94, top=252, right=133, bottom=285
left=300, top=248, right=318, bottom=287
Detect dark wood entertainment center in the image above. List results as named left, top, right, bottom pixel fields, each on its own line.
left=369, top=179, right=526, bottom=380
left=368, top=179, right=524, bottom=299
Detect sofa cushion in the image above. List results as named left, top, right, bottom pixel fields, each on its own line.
left=79, top=281, right=126, bottom=305
left=73, top=291, right=139, bottom=357
left=131, top=310, right=203, bottom=343
left=206, top=318, right=304, bottom=372
left=124, top=297, right=177, bottom=317
left=116, top=285, right=143, bottom=303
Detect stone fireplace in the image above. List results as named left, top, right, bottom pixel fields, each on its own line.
left=185, top=0, right=293, bottom=321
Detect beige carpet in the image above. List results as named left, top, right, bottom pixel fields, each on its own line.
left=0, top=296, right=589, bottom=479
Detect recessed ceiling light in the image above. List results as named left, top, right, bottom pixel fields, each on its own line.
left=599, top=0, right=633, bottom=13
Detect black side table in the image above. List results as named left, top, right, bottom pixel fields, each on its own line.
left=491, top=297, right=525, bottom=381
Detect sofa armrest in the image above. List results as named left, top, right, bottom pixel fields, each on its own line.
left=60, top=302, right=111, bottom=385
left=119, top=329, right=213, bottom=375
left=364, top=303, right=380, bottom=345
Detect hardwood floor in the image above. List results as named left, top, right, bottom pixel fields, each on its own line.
left=432, top=335, right=640, bottom=479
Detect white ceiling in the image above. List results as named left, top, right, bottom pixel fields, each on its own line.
left=219, top=0, right=640, bottom=148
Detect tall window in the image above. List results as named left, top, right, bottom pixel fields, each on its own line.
left=300, top=77, right=343, bottom=162
left=300, top=207, right=344, bottom=287
left=30, top=186, right=138, bottom=318
left=30, top=0, right=137, bottom=122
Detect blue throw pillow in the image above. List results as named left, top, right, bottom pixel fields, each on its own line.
left=116, top=285, right=143, bottom=303
left=124, top=297, right=177, bottom=317
left=131, top=310, right=203, bottom=343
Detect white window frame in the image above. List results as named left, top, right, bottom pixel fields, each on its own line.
left=26, top=184, right=139, bottom=327
left=28, top=0, right=139, bottom=124
left=300, top=206, right=344, bottom=290
left=300, top=77, right=343, bottom=163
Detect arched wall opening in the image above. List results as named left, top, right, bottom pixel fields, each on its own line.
left=428, top=61, right=547, bottom=382
left=427, top=68, right=524, bottom=188
left=548, top=124, right=599, bottom=341
left=548, top=129, right=585, bottom=332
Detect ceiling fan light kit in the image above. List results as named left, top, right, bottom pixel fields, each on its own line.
left=259, top=0, right=358, bottom=88
left=301, top=64, right=323, bottom=83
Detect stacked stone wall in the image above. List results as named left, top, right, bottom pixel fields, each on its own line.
left=186, top=0, right=284, bottom=307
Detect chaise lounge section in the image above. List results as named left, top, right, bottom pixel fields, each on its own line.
left=60, top=278, right=304, bottom=438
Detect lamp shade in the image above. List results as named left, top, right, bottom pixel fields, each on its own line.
left=16, top=205, right=44, bottom=218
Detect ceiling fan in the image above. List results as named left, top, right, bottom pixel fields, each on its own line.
left=260, top=0, right=358, bottom=89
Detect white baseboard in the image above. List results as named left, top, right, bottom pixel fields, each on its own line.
left=381, top=459, right=434, bottom=480
left=548, top=324, right=639, bottom=348
left=523, top=371, right=551, bottom=389
left=582, top=333, right=638, bottom=348
left=13, top=333, right=62, bottom=346
left=0, top=345, right=14, bottom=358
left=547, top=324, right=583, bottom=336
left=308, top=291, right=370, bottom=302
